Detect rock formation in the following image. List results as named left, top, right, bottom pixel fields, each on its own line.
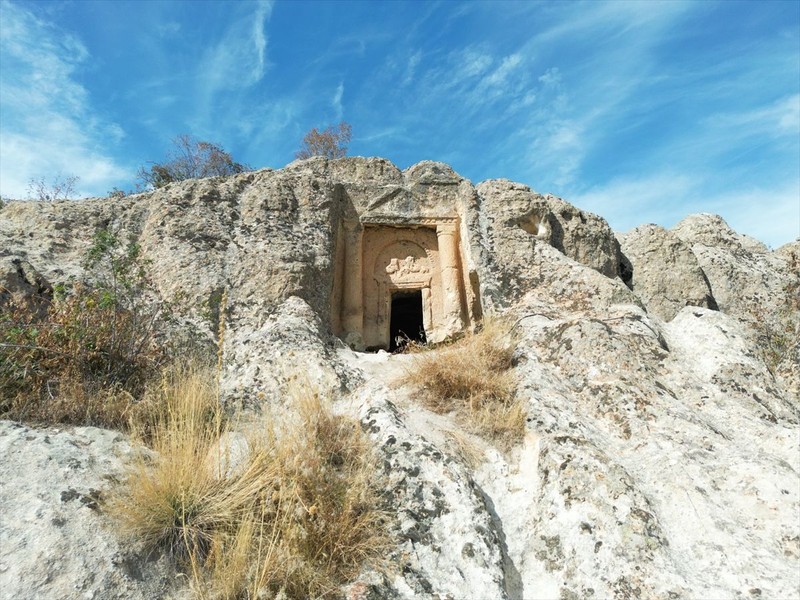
left=618, top=223, right=716, bottom=321
left=1, top=157, right=798, bottom=599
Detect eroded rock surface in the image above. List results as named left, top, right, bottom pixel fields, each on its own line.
left=2, top=159, right=798, bottom=599
left=0, top=422, right=176, bottom=600
left=672, top=214, right=800, bottom=399
left=472, top=179, right=623, bottom=308
left=619, top=223, right=717, bottom=321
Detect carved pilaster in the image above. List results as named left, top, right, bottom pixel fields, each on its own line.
left=436, top=222, right=465, bottom=334
left=341, top=220, right=364, bottom=348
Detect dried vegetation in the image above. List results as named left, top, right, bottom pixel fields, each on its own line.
left=2, top=227, right=389, bottom=598
left=114, top=370, right=388, bottom=599
left=404, top=319, right=525, bottom=448
left=0, top=230, right=168, bottom=427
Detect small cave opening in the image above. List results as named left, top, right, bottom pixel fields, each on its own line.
left=389, top=290, right=426, bottom=352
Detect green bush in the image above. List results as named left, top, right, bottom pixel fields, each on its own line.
left=0, top=229, right=168, bottom=427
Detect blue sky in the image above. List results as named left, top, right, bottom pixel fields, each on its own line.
left=1, top=0, right=798, bottom=247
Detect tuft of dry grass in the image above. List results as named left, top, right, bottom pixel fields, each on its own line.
left=405, top=319, right=526, bottom=448
left=443, top=429, right=485, bottom=470
left=114, top=363, right=226, bottom=559
left=114, top=368, right=388, bottom=599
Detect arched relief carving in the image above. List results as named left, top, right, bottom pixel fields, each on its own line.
left=374, top=240, right=432, bottom=285
left=361, top=227, right=444, bottom=349
left=371, top=239, right=436, bottom=336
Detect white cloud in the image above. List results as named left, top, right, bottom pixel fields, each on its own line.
left=705, top=94, right=800, bottom=139
left=332, top=82, right=344, bottom=121
left=533, top=0, right=695, bottom=44
left=0, top=0, right=129, bottom=198
left=460, top=49, right=493, bottom=79
left=252, top=1, right=270, bottom=80
left=499, top=1, right=701, bottom=190
left=571, top=173, right=799, bottom=248
left=403, top=51, right=422, bottom=86
left=198, top=0, right=272, bottom=92
left=483, top=53, right=522, bottom=87
left=700, top=182, right=800, bottom=248
left=571, top=173, right=700, bottom=231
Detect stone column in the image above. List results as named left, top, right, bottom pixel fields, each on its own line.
left=341, top=221, right=364, bottom=348
left=436, top=222, right=465, bottom=335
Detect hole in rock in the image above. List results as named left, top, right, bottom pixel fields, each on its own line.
left=389, top=290, right=426, bottom=352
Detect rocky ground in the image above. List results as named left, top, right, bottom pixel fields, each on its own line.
left=1, top=158, right=798, bottom=599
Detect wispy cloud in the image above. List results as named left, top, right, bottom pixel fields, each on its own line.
left=192, top=0, right=273, bottom=129
left=332, top=82, right=344, bottom=121
left=704, top=94, right=800, bottom=140
left=572, top=173, right=799, bottom=248
left=571, top=173, right=701, bottom=231
left=1, top=0, right=794, bottom=247
left=403, top=51, right=422, bottom=86
left=512, top=2, right=698, bottom=189
left=705, top=182, right=800, bottom=248
left=0, top=0, right=128, bottom=197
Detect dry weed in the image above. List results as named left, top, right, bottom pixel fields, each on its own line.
left=0, top=285, right=165, bottom=428
left=115, top=363, right=227, bottom=560
left=114, top=370, right=388, bottom=599
left=443, top=429, right=485, bottom=470
left=405, top=319, right=526, bottom=447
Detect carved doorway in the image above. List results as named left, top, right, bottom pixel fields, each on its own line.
left=389, top=290, right=426, bottom=351
left=335, top=220, right=475, bottom=351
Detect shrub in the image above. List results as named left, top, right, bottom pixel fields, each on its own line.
left=137, top=134, right=249, bottom=190
left=106, top=187, right=130, bottom=199
left=295, top=121, right=352, bottom=160
left=748, top=253, right=800, bottom=375
left=114, top=373, right=388, bottom=599
left=27, top=174, right=79, bottom=201
left=404, top=319, right=525, bottom=448
left=0, top=229, right=168, bottom=427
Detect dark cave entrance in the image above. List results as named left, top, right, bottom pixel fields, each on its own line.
left=389, top=290, right=426, bottom=352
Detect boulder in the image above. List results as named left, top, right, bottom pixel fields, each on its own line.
left=0, top=421, right=177, bottom=600
left=472, top=179, right=623, bottom=308
left=619, top=223, right=717, bottom=321
left=673, top=214, right=799, bottom=398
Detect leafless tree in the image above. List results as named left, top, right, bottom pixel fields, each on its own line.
left=27, top=175, right=80, bottom=201
left=295, top=121, right=352, bottom=160
left=137, top=134, right=249, bottom=189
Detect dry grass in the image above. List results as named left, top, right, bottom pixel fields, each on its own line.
left=114, top=368, right=388, bottom=599
left=405, top=319, right=526, bottom=448
left=443, top=429, right=485, bottom=470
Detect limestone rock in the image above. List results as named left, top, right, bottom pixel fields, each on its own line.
left=671, top=214, right=793, bottom=320
left=0, top=421, right=177, bottom=600
left=220, top=295, right=362, bottom=407
left=357, top=391, right=509, bottom=599
left=2, top=160, right=798, bottom=600
left=0, top=257, right=52, bottom=315
left=472, top=179, right=623, bottom=308
left=619, top=223, right=717, bottom=321
left=487, top=294, right=800, bottom=599
left=672, top=214, right=799, bottom=398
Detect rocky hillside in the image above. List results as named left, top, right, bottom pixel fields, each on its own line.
left=1, top=157, right=798, bottom=599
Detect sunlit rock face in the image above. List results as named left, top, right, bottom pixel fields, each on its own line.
left=618, top=223, right=717, bottom=321
left=1, top=158, right=798, bottom=599
left=0, top=156, right=623, bottom=363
